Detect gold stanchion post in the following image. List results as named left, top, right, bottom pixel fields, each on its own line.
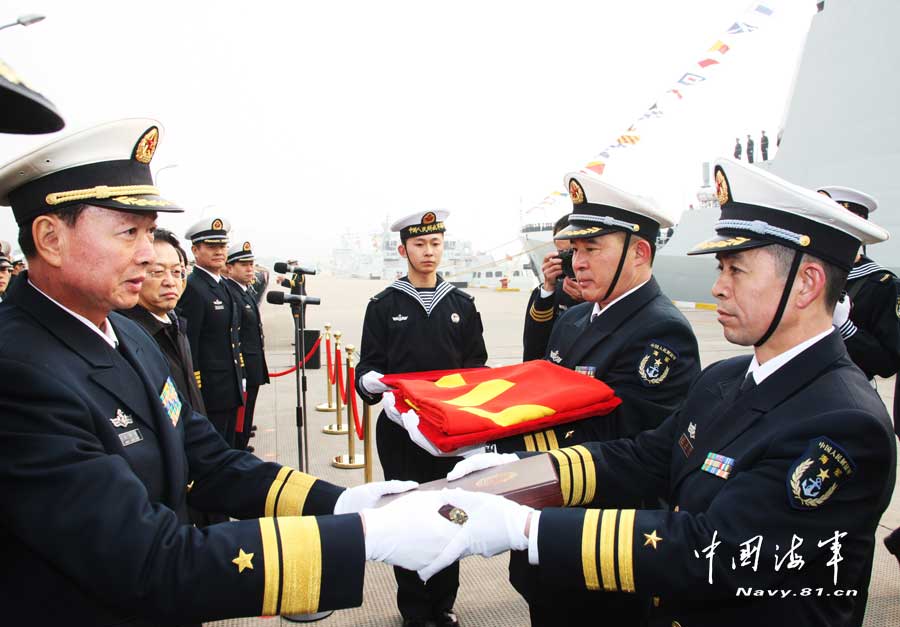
left=322, top=331, right=348, bottom=435
left=333, top=344, right=365, bottom=469
left=363, top=403, right=373, bottom=483
left=315, top=323, right=337, bottom=413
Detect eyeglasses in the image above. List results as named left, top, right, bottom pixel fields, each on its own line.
left=0, top=267, right=12, bottom=274
left=147, top=267, right=185, bottom=280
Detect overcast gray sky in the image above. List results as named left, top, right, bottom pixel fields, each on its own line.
left=0, top=0, right=814, bottom=264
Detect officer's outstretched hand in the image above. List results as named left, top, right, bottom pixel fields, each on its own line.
left=360, top=491, right=464, bottom=573
left=418, top=488, right=533, bottom=581
left=333, top=480, right=418, bottom=514
left=361, top=370, right=391, bottom=395
left=447, top=452, right=519, bottom=481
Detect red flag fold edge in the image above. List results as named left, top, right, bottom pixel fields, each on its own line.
left=381, top=361, right=621, bottom=452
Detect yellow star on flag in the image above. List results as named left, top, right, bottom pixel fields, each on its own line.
left=232, top=548, right=254, bottom=573
left=643, top=530, right=663, bottom=549
left=817, top=468, right=830, bottom=481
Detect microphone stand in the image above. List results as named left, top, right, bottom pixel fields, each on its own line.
left=283, top=274, right=332, bottom=623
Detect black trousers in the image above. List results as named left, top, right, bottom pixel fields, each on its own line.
left=376, top=412, right=462, bottom=620
left=206, top=407, right=238, bottom=448
left=235, top=384, right=260, bottom=450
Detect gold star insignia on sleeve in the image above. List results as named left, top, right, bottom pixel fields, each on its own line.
left=643, top=530, right=663, bottom=549
left=232, top=548, right=254, bottom=573
left=817, top=468, right=830, bottom=480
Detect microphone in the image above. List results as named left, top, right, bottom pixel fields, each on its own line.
left=267, top=291, right=321, bottom=306
left=274, top=262, right=316, bottom=276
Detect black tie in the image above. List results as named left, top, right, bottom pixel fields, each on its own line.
left=740, top=372, right=757, bottom=394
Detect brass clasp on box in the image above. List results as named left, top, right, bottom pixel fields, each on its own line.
left=333, top=344, right=365, bottom=470
left=322, top=330, right=349, bottom=435
left=315, top=323, right=338, bottom=413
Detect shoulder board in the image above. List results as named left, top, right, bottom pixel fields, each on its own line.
left=454, top=288, right=475, bottom=301
left=370, top=287, right=393, bottom=302
left=879, top=272, right=896, bottom=283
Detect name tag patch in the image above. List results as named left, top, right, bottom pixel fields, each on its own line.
left=159, top=376, right=183, bottom=427
left=678, top=433, right=694, bottom=458
left=119, top=428, right=144, bottom=447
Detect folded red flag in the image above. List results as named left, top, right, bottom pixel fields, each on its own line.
left=381, top=361, right=621, bottom=452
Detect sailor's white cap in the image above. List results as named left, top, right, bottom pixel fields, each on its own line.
left=0, top=118, right=182, bottom=225
left=689, top=158, right=888, bottom=270
left=227, top=240, right=255, bottom=263
left=816, top=185, right=878, bottom=218
left=555, top=172, right=675, bottom=244
left=391, top=210, right=449, bottom=240
left=186, top=217, right=231, bottom=245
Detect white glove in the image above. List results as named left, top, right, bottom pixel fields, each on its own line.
left=381, top=391, right=404, bottom=426
left=333, top=480, right=418, bottom=514
left=361, top=370, right=390, bottom=395
left=833, top=293, right=851, bottom=327
left=418, top=488, right=533, bottom=581
left=447, top=452, right=519, bottom=481
left=361, top=491, right=463, bottom=573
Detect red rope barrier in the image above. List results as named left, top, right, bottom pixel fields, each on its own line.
left=335, top=348, right=346, bottom=403
left=348, top=364, right=363, bottom=439
left=268, top=335, right=323, bottom=378
left=325, top=337, right=334, bottom=385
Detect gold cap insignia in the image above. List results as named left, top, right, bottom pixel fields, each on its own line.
left=242, top=241, right=252, bottom=252
left=212, top=218, right=223, bottom=230
left=133, top=127, right=159, bottom=164
left=422, top=211, right=437, bottom=225
left=798, top=235, right=811, bottom=247
left=714, top=168, right=731, bottom=206
left=569, top=179, right=586, bottom=205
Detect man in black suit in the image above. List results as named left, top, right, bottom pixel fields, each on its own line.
left=0, top=118, right=471, bottom=625
left=446, top=158, right=897, bottom=627
left=120, top=228, right=205, bottom=415
left=226, top=239, right=270, bottom=452
left=178, top=217, right=244, bottom=447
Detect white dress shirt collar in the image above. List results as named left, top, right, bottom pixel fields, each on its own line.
left=194, top=265, right=221, bottom=283
left=590, top=279, right=650, bottom=322
left=746, top=327, right=834, bottom=385
left=28, top=279, right=118, bottom=348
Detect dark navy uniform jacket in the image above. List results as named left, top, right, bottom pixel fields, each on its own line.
left=521, top=282, right=581, bottom=361
left=177, top=268, right=243, bottom=411
left=496, top=277, right=700, bottom=454
left=226, top=278, right=270, bottom=388
left=535, top=331, right=896, bottom=627
left=355, top=276, right=487, bottom=404
left=0, top=279, right=364, bottom=626
left=839, top=255, right=900, bottom=380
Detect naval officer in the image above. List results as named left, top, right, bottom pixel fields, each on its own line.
left=0, top=118, right=472, bottom=625
left=226, top=239, right=270, bottom=452
left=355, top=210, right=488, bottom=627
left=497, top=173, right=701, bottom=626
left=443, top=158, right=897, bottom=627
left=178, top=217, right=244, bottom=447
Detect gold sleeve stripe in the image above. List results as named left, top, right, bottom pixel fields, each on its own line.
left=617, top=509, right=636, bottom=593
left=572, top=445, right=597, bottom=505
left=545, top=429, right=559, bottom=450
left=265, top=467, right=293, bottom=517
left=278, top=517, right=322, bottom=615
left=528, top=304, right=555, bottom=322
left=548, top=449, right=571, bottom=505
left=560, top=447, right=584, bottom=506
left=259, top=518, right=280, bottom=616
left=599, top=509, right=618, bottom=592
left=524, top=434, right=536, bottom=452
left=194, top=370, right=202, bottom=388
left=276, top=471, right=317, bottom=517
left=581, top=509, right=601, bottom=591
left=534, top=432, right=548, bottom=452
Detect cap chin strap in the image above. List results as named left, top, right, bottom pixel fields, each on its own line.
left=601, top=232, right=633, bottom=304
left=754, top=249, right=802, bottom=347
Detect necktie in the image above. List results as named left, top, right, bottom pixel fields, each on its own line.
left=739, top=372, right=757, bottom=394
